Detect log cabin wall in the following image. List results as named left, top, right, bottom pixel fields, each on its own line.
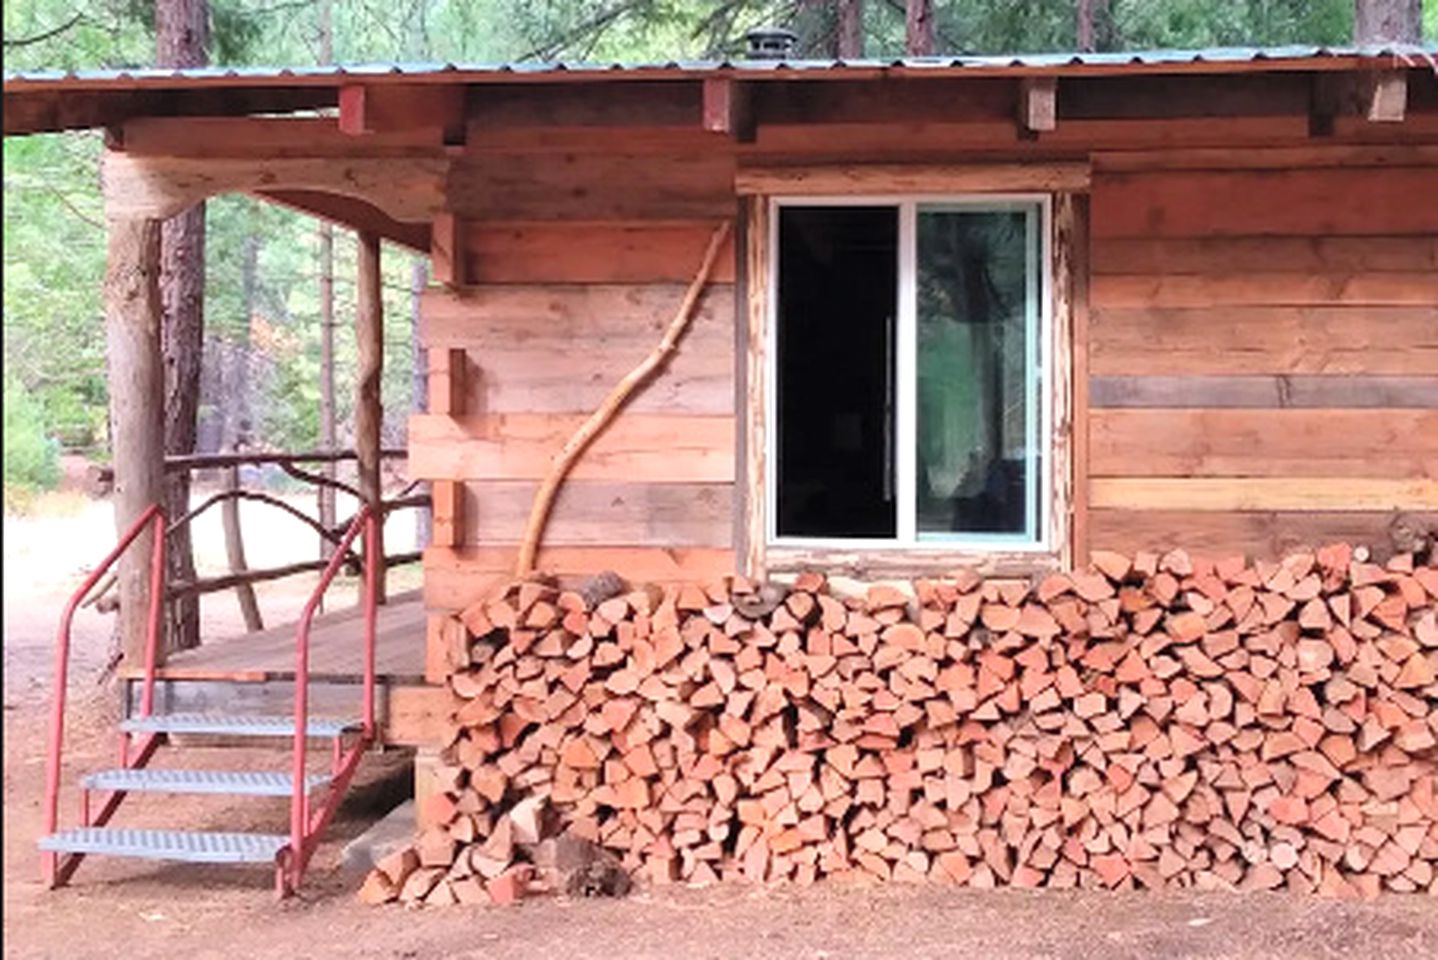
left=412, top=69, right=1438, bottom=640
left=416, top=135, right=741, bottom=622
left=1087, top=162, right=1438, bottom=559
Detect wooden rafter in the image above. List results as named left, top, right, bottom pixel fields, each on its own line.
left=702, top=77, right=754, bottom=142
left=339, top=83, right=467, bottom=144
left=1019, top=76, right=1058, bottom=133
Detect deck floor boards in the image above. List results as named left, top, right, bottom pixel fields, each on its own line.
left=120, top=590, right=427, bottom=684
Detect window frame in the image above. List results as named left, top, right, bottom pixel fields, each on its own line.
left=759, top=192, right=1065, bottom=569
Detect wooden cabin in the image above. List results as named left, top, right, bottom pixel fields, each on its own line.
left=6, top=45, right=1437, bottom=824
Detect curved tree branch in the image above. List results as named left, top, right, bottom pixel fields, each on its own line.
left=279, top=460, right=364, bottom=500
left=4, top=14, right=83, bottom=48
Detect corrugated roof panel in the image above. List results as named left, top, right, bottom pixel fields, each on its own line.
left=6, top=44, right=1434, bottom=87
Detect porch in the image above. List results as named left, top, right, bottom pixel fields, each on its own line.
left=115, top=589, right=448, bottom=748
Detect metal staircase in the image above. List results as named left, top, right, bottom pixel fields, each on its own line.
left=39, top=503, right=380, bottom=897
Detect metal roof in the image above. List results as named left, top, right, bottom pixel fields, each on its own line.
left=6, top=44, right=1437, bottom=89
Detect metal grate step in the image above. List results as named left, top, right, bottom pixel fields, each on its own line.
left=121, top=713, right=359, bottom=739
left=39, top=828, right=288, bottom=864
left=82, top=768, right=331, bottom=797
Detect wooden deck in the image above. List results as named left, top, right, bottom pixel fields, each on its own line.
left=121, top=589, right=428, bottom=684
left=119, top=590, right=449, bottom=747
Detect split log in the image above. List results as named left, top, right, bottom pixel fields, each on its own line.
left=367, top=545, right=1438, bottom=906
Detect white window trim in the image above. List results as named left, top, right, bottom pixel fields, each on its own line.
left=763, top=193, right=1056, bottom=555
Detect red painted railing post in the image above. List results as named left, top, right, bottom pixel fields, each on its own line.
left=288, top=503, right=374, bottom=891
left=43, top=503, right=164, bottom=887
left=363, top=508, right=379, bottom=738
left=140, top=512, right=167, bottom=717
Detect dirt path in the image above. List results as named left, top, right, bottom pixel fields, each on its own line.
left=4, top=498, right=1437, bottom=960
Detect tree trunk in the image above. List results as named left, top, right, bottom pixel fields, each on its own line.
left=222, top=458, right=264, bottom=632
left=411, top=256, right=431, bottom=551
left=1077, top=0, right=1096, bottom=51
left=196, top=332, right=225, bottom=454
left=224, top=232, right=262, bottom=631
left=105, top=218, right=167, bottom=669
left=905, top=0, right=935, bottom=56
left=232, top=231, right=258, bottom=448
left=357, top=232, right=386, bottom=604
left=317, top=0, right=338, bottom=562
left=1354, top=0, right=1421, bottom=42
left=156, top=0, right=210, bottom=655
left=836, top=0, right=864, bottom=59
left=159, top=212, right=204, bottom=656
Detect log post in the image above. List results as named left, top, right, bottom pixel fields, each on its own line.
left=105, top=217, right=167, bottom=667
left=356, top=230, right=386, bottom=603
left=222, top=440, right=264, bottom=632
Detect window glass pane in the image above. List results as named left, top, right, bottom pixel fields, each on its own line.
left=914, top=205, right=1041, bottom=540
left=776, top=206, right=898, bottom=539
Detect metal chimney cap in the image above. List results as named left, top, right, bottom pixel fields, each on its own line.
left=745, top=26, right=798, bottom=60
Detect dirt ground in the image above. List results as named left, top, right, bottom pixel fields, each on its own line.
left=5, top=493, right=1438, bottom=960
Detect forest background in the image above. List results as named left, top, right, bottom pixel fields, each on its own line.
left=4, top=0, right=1435, bottom=505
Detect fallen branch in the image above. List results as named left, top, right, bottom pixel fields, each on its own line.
left=514, top=220, right=732, bottom=576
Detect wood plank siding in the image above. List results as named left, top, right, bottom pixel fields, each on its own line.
left=1087, top=161, right=1438, bottom=560
left=403, top=70, right=1438, bottom=620
left=413, top=150, right=739, bottom=612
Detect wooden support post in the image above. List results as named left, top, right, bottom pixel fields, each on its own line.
left=742, top=196, right=769, bottom=581
left=222, top=451, right=264, bottom=632
left=357, top=230, right=386, bottom=604
left=104, top=217, right=167, bottom=667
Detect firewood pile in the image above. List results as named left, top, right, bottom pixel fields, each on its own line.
left=362, top=545, right=1438, bottom=906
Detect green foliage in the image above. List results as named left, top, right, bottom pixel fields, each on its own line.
left=4, top=370, right=61, bottom=498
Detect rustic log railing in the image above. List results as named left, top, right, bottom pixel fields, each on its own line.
left=91, top=449, right=425, bottom=632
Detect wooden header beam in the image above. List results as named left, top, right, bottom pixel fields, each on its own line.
left=736, top=162, right=1091, bottom=196
left=102, top=151, right=449, bottom=222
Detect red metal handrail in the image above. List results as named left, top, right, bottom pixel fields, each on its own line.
left=43, top=504, right=167, bottom=886
left=287, top=503, right=378, bottom=890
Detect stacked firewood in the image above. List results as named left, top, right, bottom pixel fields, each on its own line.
left=362, top=544, right=1438, bottom=905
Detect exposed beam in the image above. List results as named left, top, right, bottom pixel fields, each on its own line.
left=1363, top=70, right=1407, bottom=123
left=1019, top=76, right=1058, bottom=134
left=256, top=189, right=429, bottom=252
left=102, top=151, right=449, bottom=222
left=702, top=77, right=754, bottom=142
left=1310, top=70, right=1407, bottom=135
left=1308, top=73, right=1341, bottom=137
left=430, top=212, right=465, bottom=286
left=339, top=82, right=467, bottom=145
left=121, top=116, right=447, bottom=158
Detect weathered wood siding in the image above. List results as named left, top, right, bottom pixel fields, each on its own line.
left=409, top=73, right=1438, bottom=614
left=415, top=151, right=738, bottom=612
left=1087, top=162, right=1438, bottom=559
